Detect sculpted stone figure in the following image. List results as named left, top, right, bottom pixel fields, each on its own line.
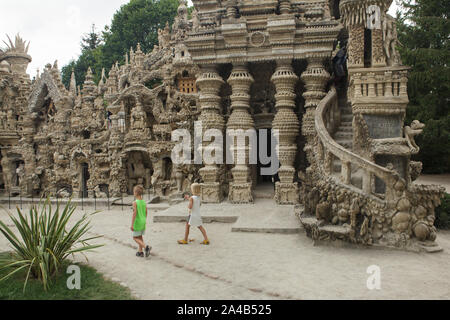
left=383, top=15, right=402, bottom=66
left=151, top=162, right=163, bottom=188
left=192, top=9, right=200, bottom=32
left=94, top=185, right=108, bottom=198
left=405, top=120, right=425, bottom=154
left=316, top=195, right=332, bottom=223
left=130, top=101, right=147, bottom=131
left=15, top=163, right=25, bottom=188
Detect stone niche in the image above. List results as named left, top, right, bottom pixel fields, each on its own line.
left=375, top=154, right=407, bottom=194
left=363, top=114, right=403, bottom=139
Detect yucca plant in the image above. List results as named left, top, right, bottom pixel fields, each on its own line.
left=0, top=198, right=103, bottom=291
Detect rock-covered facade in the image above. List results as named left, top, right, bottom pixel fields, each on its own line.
left=0, top=0, right=445, bottom=252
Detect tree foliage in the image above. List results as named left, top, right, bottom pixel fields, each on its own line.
left=61, top=0, right=179, bottom=89
left=81, top=24, right=103, bottom=51
left=397, top=0, right=450, bottom=173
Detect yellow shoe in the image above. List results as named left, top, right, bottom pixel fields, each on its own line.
left=177, top=240, right=188, bottom=245
left=201, top=240, right=210, bottom=245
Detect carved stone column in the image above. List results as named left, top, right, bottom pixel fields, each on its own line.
left=271, top=60, right=299, bottom=205
left=372, top=28, right=386, bottom=67
left=347, top=24, right=365, bottom=68
left=196, top=65, right=225, bottom=203
left=301, top=56, right=331, bottom=187
left=301, top=57, right=331, bottom=142
left=227, top=63, right=255, bottom=203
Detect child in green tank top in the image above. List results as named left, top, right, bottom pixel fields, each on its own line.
left=131, top=185, right=151, bottom=258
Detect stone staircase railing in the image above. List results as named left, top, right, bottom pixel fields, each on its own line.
left=315, top=86, right=398, bottom=202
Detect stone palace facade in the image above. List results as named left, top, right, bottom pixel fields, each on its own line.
left=0, top=0, right=445, bottom=251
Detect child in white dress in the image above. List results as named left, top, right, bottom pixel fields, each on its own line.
left=178, top=183, right=210, bottom=245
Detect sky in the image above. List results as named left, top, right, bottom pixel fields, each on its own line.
left=1, top=1, right=398, bottom=76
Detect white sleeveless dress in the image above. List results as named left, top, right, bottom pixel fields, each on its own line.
left=189, top=196, right=203, bottom=227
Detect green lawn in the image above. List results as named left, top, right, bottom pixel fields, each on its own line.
left=0, top=252, right=135, bottom=300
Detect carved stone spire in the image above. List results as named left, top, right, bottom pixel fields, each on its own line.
left=69, top=68, right=77, bottom=95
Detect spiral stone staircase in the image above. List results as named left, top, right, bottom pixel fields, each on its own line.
left=297, top=82, right=444, bottom=252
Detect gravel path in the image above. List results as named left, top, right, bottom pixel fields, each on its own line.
left=1, top=204, right=449, bottom=300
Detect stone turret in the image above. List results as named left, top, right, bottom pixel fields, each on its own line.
left=0, top=34, right=32, bottom=75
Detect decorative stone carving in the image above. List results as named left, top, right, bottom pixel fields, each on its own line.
left=383, top=14, right=402, bottom=67
left=0, top=0, right=445, bottom=253
left=405, top=120, right=425, bottom=155
left=271, top=61, right=300, bottom=204
left=197, top=66, right=225, bottom=203
left=227, top=63, right=255, bottom=204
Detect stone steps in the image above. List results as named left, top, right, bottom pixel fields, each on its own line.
left=339, top=126, right=353, bottom=132
left=334, top=131, right=353, bottom=139
left=152, top=198, right=301, bottom=235
left=341, top=114, right=353, bottom=122
left=335, top=139, right=353, bottom=149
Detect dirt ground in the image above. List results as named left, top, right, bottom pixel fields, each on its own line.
left=0, top=202, right=449, bottom=300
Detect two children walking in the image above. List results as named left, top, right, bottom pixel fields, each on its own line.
left=130, top=183, right=209, bottom=258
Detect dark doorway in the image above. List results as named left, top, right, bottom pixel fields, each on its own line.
left=163, top=158, right=173, bottom=181
left=257, top=129, right=275, bottom=184
left=81, top=163, right=89, bottom=198
left=364, top=29, right=372, bottom=68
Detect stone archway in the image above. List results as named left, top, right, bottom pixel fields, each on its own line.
left=71, top=149, right=91, bottom=198
left=124, top=149, right=153, bottom=195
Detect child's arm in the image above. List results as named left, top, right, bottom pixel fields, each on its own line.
left=188, top=197, right=194, bottom=211
left=131, top=202, right=137, bottom=231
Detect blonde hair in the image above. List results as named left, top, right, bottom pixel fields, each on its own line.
left=134, top=185, right=144, bottom=196
left=191, top=183, right=201, bottom=196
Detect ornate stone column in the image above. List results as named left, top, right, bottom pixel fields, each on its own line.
left=301, top=57, right=331, bottom=144
left=347, top=24, right=365, bottom=68
left=227, top=63, right=255, bottom=203
left=271, top=60, right=300, bottom=205
left=372, top=28, right=386, bottom=67
left=196, top=65, right=225, bottom=203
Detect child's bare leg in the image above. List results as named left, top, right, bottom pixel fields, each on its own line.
left=138, top=236, right=146, bottom=249
left=184, top=223, right=190, bottom=242
left=198, top=226, right=209, bottom=242
left=134, top=237, right=145, bottom=252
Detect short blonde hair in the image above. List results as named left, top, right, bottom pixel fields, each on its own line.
left=191, top=183, right=201, bottom=196
left=134, top=185, right=144, bottom=196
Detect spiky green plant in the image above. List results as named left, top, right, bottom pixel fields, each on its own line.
left=0, top=199, right=103, bottom=291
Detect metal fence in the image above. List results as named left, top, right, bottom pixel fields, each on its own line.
left=0, top=187, right=153, bottom=212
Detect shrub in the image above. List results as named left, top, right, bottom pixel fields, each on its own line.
left=435, top=193, right=450, bottom=230
left=0, top=199, right=102, bottom=291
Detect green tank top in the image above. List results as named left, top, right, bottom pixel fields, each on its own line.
left=133, top=200, right=147, bottom=231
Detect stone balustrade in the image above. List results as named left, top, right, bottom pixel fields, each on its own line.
left=315, top=86, right=398, bottom=202
left=350, top=69, right=409, bottom=100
